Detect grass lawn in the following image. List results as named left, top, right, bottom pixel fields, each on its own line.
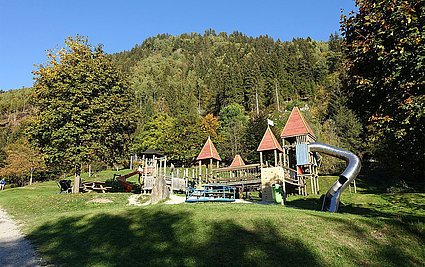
left=0, top=172, right=424, bottom=266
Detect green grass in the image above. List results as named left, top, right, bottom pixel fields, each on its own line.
left=0, top=172, right=424, bottom=266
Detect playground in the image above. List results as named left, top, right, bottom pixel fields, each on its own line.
left=60, top=107, right=361, bottom=212
left=0, top=107, right=423, bottom=266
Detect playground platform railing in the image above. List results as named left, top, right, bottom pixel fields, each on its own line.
left=186, top=184, right=236, bottom=202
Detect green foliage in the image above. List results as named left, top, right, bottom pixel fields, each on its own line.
left=0, top=147, right=6, bottom=168
left=0, top=87, right=32, bottom=118
left=111, top=30, right=368, bottom=173
left=29, top=35, right=136, bottom=173
left=1, top=30, right=369, bottom=183
left=131, top=112, right=221, bottom=165
left=243, top=112, right=268, bottom=163
left=113, top=32, right=336, bottom=115
left=0, top=138, right=46, bottom=185
left=342, top=0, right=425, bottom=180
left=218, top=103, right=249, bottom=162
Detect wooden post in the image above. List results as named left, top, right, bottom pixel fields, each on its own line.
left=316, top=175, right=320, bottom=194
left=153, top=155, right=156, bottom=177
left=274, top=150, right=278, bottom=167
left=199, top=161, right=202, bottom=184
left=130, top=156, right=132, bottom=170
left=309, top=164, right=313, bottom=194
left=171, top=172, right=174, bottom=195
left=164, top=156, right=167, bottom=177
left=279, top=153, right=282, bottom=167
left=158, top=157, right=161, bottom=177
left=354, top=179, right=357, bottom=193
left=210, top=158, right=213, bottom=183
left=260, top=152, right=263, bottom=169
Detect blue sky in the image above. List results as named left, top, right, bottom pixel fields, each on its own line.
left=0, top=0, right=356, bottom=91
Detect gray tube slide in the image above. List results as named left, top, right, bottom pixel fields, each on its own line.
left=309, top=143, right=361, bottom=212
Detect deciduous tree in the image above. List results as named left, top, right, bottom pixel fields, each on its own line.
left=0, top=139, right=46, bottom=186
left=342, top=0, right=424, bottom=180
left=30, top=35, right=136, bottom=192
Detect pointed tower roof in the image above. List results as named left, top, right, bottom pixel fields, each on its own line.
left=281, top=107, right=316, bottom=139
left=257, top=126, right=283, bottom=152
left=230, top=154, right=245, bottom=167
left=196, top=136, right=221, bottom=161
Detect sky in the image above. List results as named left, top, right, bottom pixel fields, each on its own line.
left=0, top=0, right=357, bottom=91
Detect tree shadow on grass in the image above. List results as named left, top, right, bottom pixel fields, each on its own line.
left=310, top=213, right=425, bottom=266
left=28, top=207, right=323, bottom=266
left=286, top=194, right=425, bottom=225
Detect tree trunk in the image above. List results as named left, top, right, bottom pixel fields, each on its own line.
left=255, top=89, right=259, bottom=115
left=73, top=164, right=81, bottom=193
left=29, top=171, right=33, bottom=185
left=275, top=83, right=280, bottom=112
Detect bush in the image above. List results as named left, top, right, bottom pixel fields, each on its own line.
left=387, top=180, right=416, bottom=193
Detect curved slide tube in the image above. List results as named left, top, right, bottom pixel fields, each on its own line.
left=309, top=143, right=361, bottom=212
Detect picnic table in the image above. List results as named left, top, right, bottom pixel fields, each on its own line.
left=81, top=181, right=112, bottom=193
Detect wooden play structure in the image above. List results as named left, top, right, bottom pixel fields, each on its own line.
left=208, top=106, right=322, bottom=201
left=116, top=107, right=329, bottom=202
left=280, top=106, right=320, bottom=196
left=109, top=105, right=360, bottom=210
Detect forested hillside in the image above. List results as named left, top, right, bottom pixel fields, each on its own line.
left=111, top=30, right=360, bottom=169
left=113, top=30, right=337, bottom=115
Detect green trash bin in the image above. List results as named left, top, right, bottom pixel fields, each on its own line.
left=272, top=184, right=282, bottom=203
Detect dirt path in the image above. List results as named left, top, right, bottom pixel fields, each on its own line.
left=0, top=207, right=41, bottom=267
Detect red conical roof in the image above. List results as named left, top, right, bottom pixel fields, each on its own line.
left=281, top=107, right=316, bottom=139
left=230, top=154, right=245, bottom=167
left=196, top=136, right=221, bottom=161
left=257, top=126, right=283, bottom=152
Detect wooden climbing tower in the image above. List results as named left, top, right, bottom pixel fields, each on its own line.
left=281, top=106, right=319, bottom=195
left=257, top=125, right=284, bottom=202
left=196, top=136, right=221, bottom=183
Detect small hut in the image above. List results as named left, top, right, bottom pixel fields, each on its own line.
left=257, top=125, right=283, bottom=168
left=230, top=154, right=245, bottom=167
left=196, top=136, right=221, bottom=183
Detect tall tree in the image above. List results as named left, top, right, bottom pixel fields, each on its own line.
left=342, top=0, right=425, bottom=180
left=30, top=35, right=136, bottom=192
left=218, top=103, right=249, bottom=162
